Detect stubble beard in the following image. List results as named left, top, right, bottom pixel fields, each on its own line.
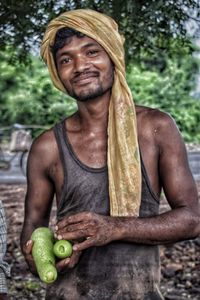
left=68, top=76, right=114, bottom=102
left=70, top=85, right=104, bottom=102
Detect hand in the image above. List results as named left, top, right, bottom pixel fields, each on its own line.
left=22, top=240, right=37, bottom=276
left=55, top=212, right=118, bottom=251
left=56, top=245, right=82, bottom=271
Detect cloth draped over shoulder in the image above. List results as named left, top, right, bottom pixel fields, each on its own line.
left=40, top=9, right=141, bottom=216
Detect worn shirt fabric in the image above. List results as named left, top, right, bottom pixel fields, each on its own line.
left=0, top=200, right=10, bottom=294
left=40, top=9, right=142, bottom=217
left=45, top=120, right=164, bottom=300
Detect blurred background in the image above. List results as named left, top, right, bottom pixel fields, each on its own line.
left=0, top=1, right=200, bottom=299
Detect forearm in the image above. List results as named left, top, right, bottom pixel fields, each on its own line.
left=55, top=208, right=200, bottom=251
left=20, top=222, right=35, bottom=252
left=20, top=217, right=49, bottom=252
left=115, top=207, right=200, bottom=245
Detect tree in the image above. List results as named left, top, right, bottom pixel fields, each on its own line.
left=0, top=0, right=199, bottom=63
left=0, top=47, right=77, bottom=128
left=126, top=41, right=200, bottom=142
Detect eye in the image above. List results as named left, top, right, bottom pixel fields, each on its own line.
left=87, top=49, right=99, bottom=56
left=60, top=57, right=71, bottom=64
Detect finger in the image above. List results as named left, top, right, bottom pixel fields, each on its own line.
left=27, top=261, right=38, bottom=276
left=72, top=238, right=96, bottom=251
left=56, top=212, right=93, bottom=230
left=56, top=250, right=82, bottom=271
left=57, top=221, right=93, bottom=235
left=68, top=251, right=82, bottom=268
left=56, top=258, right=71, bottom=272
left=56, top=214, right=83, bottom=230
left=23, top=240, right=34, bottom=255
left=56, top=230, right=89, bottom=241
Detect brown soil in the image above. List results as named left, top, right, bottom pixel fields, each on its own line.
left=1, top=182, right=200, bottom=300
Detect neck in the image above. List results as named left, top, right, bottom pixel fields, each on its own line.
left=76, top=90, right=111, bottom=132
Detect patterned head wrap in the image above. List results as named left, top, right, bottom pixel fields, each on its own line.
left=41, top=9, right=141, bottom=216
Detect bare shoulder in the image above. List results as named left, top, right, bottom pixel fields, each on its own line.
left=31, top=128, right=55, bottom=151
left=29, top=128, right=58, bottom=166
left=136, top=105, right=183, bottom=148
left=136, top=105, right=176, bottom=128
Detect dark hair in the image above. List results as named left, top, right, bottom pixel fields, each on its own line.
left=51, top=27, right=85, bottom=59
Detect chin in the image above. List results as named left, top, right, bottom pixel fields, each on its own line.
left=72, top=87, right=105, bottom=102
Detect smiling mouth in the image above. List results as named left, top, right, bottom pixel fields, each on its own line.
left=72, top=73, right=99, bottom=85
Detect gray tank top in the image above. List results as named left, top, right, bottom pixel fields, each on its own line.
left=46, top=120, right=164, bottom=300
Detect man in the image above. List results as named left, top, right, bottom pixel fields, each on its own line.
left=20, top=9, right=200, bottom=300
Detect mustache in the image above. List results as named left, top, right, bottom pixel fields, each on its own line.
left=72, top=71, right=99, bottom=83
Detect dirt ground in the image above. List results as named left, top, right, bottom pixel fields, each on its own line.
left=0, top=182, right=200, bottom=300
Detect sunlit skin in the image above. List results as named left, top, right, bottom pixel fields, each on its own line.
left=55, top=36, right=114, bottom=102
left=21, top=34, right=200, bottom=275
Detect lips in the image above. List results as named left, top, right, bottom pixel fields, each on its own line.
left=72, top=72, right=99, bottom=85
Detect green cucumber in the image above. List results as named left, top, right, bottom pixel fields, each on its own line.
left=31, top=227, right=57, bottom=283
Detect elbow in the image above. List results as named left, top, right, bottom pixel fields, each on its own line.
left=185, top=210, right=200, bottom=240
left=192, top=220, right=200, bottom=239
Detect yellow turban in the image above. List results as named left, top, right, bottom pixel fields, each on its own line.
left=41, top=9, right=141, bottom=216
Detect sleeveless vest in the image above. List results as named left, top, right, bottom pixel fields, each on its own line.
left=45, top=120, right=164, bottom=300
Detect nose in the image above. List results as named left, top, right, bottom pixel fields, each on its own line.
left=73, top=55, right=90, bottom=73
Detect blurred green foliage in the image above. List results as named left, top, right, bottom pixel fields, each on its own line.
left=0, top=41, right=199, bottom=142
left=126, top=40, right=200, bottom=142
left=0, top=47, right=77, bottom=128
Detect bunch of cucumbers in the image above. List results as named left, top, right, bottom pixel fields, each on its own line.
left=31, top=227, right=73, bottom=284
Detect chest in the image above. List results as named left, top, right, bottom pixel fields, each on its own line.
left=50, top=123, right=160, bottom=202
left=67, top=129, right=107, bottom=169
left=49, top=128, right=107, bottom=203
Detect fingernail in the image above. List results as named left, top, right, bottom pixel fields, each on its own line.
left=57, top=235, right=62, bottom=240
left=55, top=225, right=58, bottom=231
left=73, top=245, right=78, bottom=251
left=26, top=240, right=32, bottom=247
left=64, top=258, right=70, bottom=265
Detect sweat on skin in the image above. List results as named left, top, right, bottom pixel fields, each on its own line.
left=20, top=8, right=200, bottom=300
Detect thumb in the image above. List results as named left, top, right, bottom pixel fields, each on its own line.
left=24, top=240, right=34, bottom=255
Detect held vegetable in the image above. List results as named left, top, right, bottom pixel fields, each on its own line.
left=31, top=227, right=57, bottom=284
left=31, top=227, right=73, bottom=283
left=53, top=240, right=73, bottom=259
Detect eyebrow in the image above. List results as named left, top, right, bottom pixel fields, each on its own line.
left=82, top=42, right=100, bottom=49
left=57, top=42, right=101, bottom=58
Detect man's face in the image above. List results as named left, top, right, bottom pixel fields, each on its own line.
left=55, top=35, right=114, bottom=102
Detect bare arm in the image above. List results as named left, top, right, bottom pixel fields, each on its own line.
left=20, top=132, right=55, bottom=272
left=56, top=112, right=200, bottom=250
left=116, top=112, right=200, bottom=244
left=20, top=130, right=81, bottom=271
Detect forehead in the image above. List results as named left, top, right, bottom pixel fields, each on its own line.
left=56, top=35, right=105, bottom=55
